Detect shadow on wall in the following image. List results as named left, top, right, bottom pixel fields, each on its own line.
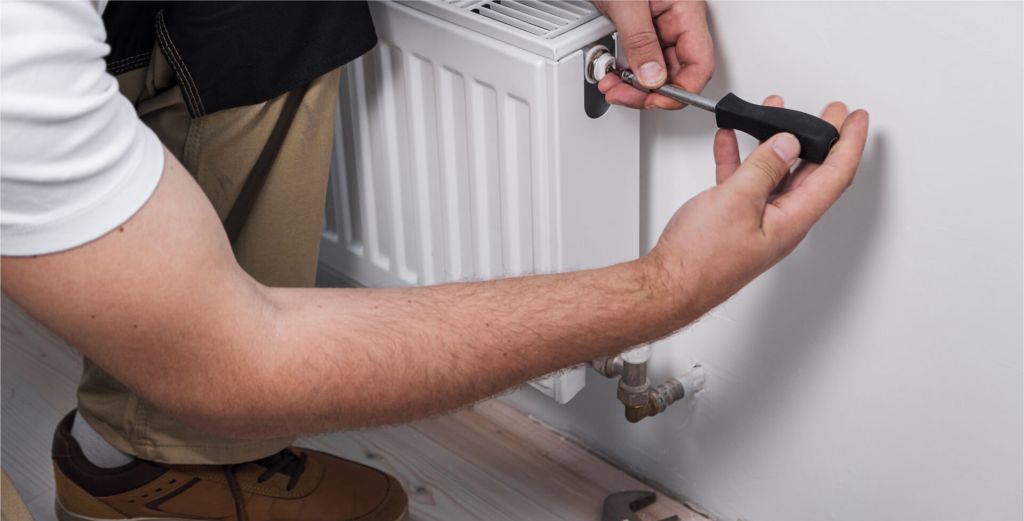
left=650, top=132, right=890, bottom=478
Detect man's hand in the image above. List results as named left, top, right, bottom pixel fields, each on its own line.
left=593, top=0, right=714, bottom=109
left=643, top=98, right=870, bottom=312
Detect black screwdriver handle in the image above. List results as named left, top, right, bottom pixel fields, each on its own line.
left=715, top=93, right=839, bottom=163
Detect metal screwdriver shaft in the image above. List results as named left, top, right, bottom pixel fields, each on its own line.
left=616, top=68, right=717, bottom=112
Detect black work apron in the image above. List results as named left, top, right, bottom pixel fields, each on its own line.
left=103, top=1, right=377, bottom=118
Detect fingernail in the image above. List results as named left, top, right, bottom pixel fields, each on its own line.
left=771, top=133, right=800, bottom=162
left=638, top=61, right=665, bottom=87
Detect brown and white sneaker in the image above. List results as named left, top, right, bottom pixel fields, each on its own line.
left=52, top=411, right=408, bottom=521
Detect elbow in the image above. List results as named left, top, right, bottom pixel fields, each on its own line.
left=135, top=339, right=291, bottom=441
left=167, top=287, right=291, bottom=439
left=126, top=289, right=347, bottom=439
left=145, top=374, right=284, bottom=441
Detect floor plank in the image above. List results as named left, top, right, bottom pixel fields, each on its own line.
left=1, top=295, right=704, bottom=520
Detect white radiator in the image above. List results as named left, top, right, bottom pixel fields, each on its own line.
left=319, top=0, right=639, bottom=403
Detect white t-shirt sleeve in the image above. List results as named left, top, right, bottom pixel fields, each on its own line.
left=1, top=1, right=164, bottom=256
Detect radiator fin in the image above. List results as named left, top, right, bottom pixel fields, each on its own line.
left=331, top=49, right=546, bottom=286
left=468, top=0, right=599, bottom=39
left=337, top=94, right=362, bottom=255
left=351, top=56, right=386, bottom=268
left=438, top=67, right=473, bottom=281
left=469, top=80, right=502, bottom=278
left=375, top=44, right=413, bottom=284
left=502, top=95, right=533, bottom=275
left=407, top=54, right=443, bottom=285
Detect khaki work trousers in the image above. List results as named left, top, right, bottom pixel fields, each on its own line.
left=76, top=47, right=341, bottom=465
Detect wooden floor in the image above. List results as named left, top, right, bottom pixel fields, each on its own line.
left=1, top=296, right=704, bottom=521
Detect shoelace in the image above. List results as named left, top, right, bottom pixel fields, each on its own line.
left=253, top=449, right=308, bottom=489
left=223, top=449, right=309, bottom=521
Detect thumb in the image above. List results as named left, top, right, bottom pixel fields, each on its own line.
left=727, top=133, right=801, bottom=202
left=608, top=3, right=666, bottom=88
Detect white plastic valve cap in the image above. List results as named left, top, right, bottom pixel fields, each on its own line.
left=678, top=365, right=707, bottom=396
left=593, top=52, right=616, bottom=82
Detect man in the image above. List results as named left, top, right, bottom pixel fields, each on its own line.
left=0, top=1, right=868, bottom=520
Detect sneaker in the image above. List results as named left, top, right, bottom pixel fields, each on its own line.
left=52, top=411, right=408, bottom=521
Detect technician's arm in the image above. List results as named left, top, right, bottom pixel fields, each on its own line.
left=2, top=101, right=867, bottom=440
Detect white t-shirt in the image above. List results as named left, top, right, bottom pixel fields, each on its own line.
left=1, top=1, right=164, bottom=256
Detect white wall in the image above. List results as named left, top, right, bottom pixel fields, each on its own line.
left=506, top=2, right=1023, bottom=520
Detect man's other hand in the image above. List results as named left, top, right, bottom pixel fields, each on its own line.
left=593, top=0, right=714, bottom=109
left=642, top=98, right=870, bottom=313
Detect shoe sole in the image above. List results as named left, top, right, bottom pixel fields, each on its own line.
left=58, top=500, right=410, bottom=521
left=57, top=500, right=212, bottom=521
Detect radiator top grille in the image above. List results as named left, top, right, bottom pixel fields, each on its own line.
left=469, top=1, right=600, bottom=38
left=402, top=0, right=611, bottom=59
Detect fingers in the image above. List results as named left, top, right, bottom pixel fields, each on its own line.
left=664, top=15, right=715, bottom=94
left=598, top=0, right=717, bottom=110
left=760, top=95, right=788, bottom=195
left=763, top=95, right=784, bottom=109
left=725, top=133, right=801, bottom=204
left=784, top=101, right=849, bottom=191
left=599, top=74, right=649, bottom=108
left=715, top=96, right=784, bottom=186
left=648, top=0, right=676, bottom=18
left=714, top=129, right=740, bottom=185
left=766, top=109, right=870, bottom=240
left=606, top=2, right=667, bottom=88
left=648, top=49, right=686, bottom=109
left=648, top=1, right=714, bottom=110
left=819, top=101, right=849, bottom=131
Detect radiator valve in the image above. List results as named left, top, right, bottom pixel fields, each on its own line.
left=648, top=368, right=706, bottom=416
left=591, top=351, right=706, bottom=423
left=584, top=44, right=616, bottom=84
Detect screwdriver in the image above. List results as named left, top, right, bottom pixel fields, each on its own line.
left=614, top=67, right=839, bottom=163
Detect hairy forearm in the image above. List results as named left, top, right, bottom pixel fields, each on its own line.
left=203, top=257, right=694, bottom=438
left=6, top=101, right=870, bottom=441
left=0, top=151, right=692, bottom=441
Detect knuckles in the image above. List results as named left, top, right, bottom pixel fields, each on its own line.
left=621, top=29, right=661, bottom=53
left=744, top=158, right=786, bottom=192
